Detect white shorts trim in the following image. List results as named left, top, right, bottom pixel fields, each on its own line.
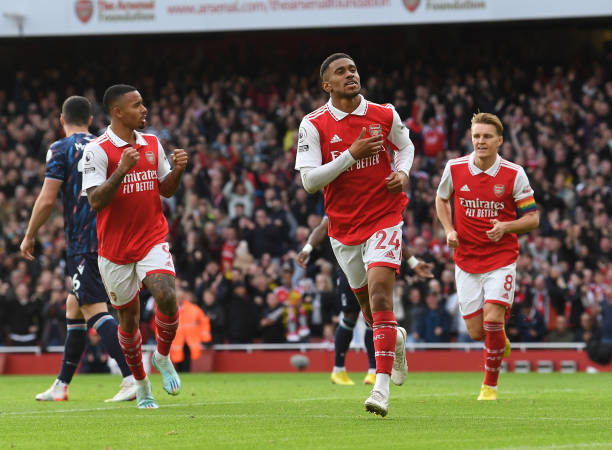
left=330, top=222, right=403, bottom=290
left=98, top=242, right=176, bottom=308
left=455, top=263, right=516, bottom=318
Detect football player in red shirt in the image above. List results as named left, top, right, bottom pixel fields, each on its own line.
left=296, top=53, right=416, bottom=416
left=436, top=112, right=539, bottom=400
left=84, top=85, right=188, bottom=409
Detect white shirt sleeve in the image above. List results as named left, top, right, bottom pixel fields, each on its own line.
left=157, top=138, right=172, bottom=182
left=436, top=161, right=454, bottom=200
left=295, top=118, right=322, bottom=170
left=512, top=167, right=535, bottom=201
left=388, top=107, right=414, bottom=178
left=388, top=106, right=412, bottom=150
left=300, top=152, right=356, bottom=193
left=82, top=142, right=108, bottom=191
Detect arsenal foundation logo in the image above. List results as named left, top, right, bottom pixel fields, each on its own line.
left=75, top=0, right=93, bottom=24
left=403, top=0, right=420, bottom=12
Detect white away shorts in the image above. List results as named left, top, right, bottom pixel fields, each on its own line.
left=98, top=242, right=176, bottom=309
left=455, top=262, right=516, bottom=319
left=330, top=222, right=403, bottom=292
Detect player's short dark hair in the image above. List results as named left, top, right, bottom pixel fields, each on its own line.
left=320, top=53, right=355, bottom=79
left=103, top=84, right=138, bottom=113
left=471, top=112, right=503, bottom=136
left=61, top=96, right=92, bottom=126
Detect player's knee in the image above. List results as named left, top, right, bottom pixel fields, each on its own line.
left=155, top=291, right=177, bottom=315
left=368, top=283, right=392, bottom=310
left=468, top=329, right=484, bottom=341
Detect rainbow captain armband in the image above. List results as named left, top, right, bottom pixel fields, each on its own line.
left=516, top=195, right=537, bottom=216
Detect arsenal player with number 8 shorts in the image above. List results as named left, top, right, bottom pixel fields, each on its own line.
left=436, top=112, right=539, bottom=401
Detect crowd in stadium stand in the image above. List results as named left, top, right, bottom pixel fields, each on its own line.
left=0, top=34, right=610, bottom=351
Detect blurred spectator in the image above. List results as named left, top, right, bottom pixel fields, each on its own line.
left=402, top=287, right=426, bottom=343
left=417, top=291, right=452, bottom=343
left=546, top=316, right=575, bottom=342
left=507, top=301, right=548, bottom=343
left=275, top=263, right=310, bottom=342
left=223, top=280, right=257, bottom=343
left=5, top=282, right=42, bottom=346
left=201, top=288, right=226, bottom=344
left=171, top=290, right=211, bottom=372
left=307, top=272, right=338, bottom=340
left=596, top=286, right=612, bottom=345
left=39, top=288, right=67, bottom=350
left=259, top=291, right=286, bottom=343
left=223, top=171, right=255, bottom=219
left=575, top=312, right=596, bottom=343
left=80, top=329, right=110, bottom=374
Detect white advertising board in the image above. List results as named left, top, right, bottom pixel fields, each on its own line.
left=0, top=0, right=610, bottom=37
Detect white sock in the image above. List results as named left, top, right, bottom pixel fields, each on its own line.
left=333, top=366, right=345, bottom=373
left=373, top=373, right=390, bottom=396
left=123, top=374, right=135, bottom=383
left=155, top=350, right=169, bottom=361
left=136, top=377, right=149, bottom=387
left=54, top=379, right=67, bottom=387
left=367, top=368, right=376, bottom=374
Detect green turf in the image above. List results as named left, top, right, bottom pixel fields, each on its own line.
left=1, top=372, right=611, bottom=449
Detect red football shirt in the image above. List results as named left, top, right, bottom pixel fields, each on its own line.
left=296, top=96, right=412, bottom=245
left=82, top=127, right=171, bottom=264
left=437, top=153, right=537, bottom=274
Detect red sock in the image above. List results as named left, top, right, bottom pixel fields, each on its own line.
left=361, top=311, right=373, bottom=328
left=483, top=321, right=505, bottom=387
left=372, top=310, right=397, bottom=375
left=117, top=327, right=146, bottom=380
left=155, top=310, right=179, bottom=356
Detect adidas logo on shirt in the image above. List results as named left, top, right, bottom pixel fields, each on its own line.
left=330, top=134, right=342, bottom=143
left=460, top=184, right=471, bottom=192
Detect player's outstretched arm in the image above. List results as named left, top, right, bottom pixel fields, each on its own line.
left=296, top=217, right=329, bottom=268
left=401, top=243, right=434, bottom=279
left=159, top=149, right=188, bottom=198
left=87, top=146, right=138, bottom=211
left=435, top=195, right=458, bottom=249
left=20, top=178, right=62, bottom=260
left=486, top=211, right=540, bottom=242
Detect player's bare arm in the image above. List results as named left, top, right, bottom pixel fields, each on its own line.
left=159, top=149, right=188, bottom=198
left=87, top=146, right=139, bottom=211
left=435, top=195, right=458, bottom=248
left=296, top=217, right=329, bottom=268
left=486, top=210, right=540, bottom=242
left=20, top=178, right=62, bottom=260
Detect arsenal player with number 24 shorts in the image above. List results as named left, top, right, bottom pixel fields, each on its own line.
left=435, top=112, right=539, bottom=401
left=295, top=53, right=415, bottom=417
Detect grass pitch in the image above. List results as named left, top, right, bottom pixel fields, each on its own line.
left=1, top=372, right=611, bottom=449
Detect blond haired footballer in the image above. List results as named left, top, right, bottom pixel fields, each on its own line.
left=435, top=113, right=539, bottom=400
